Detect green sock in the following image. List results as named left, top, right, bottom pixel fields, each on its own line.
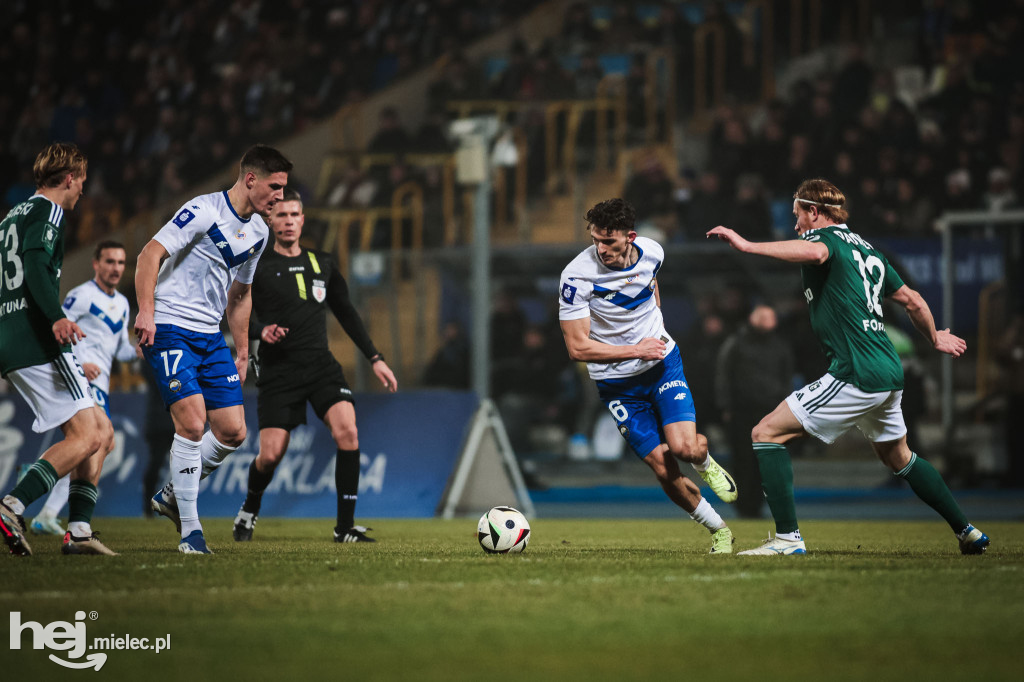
left=754, top=442, right=800, bottom=534
left=895, top=453, right=969, bottom=533
left=68, top=480, right=99, bottom=524
left=10, top=460, right=59, bottom=507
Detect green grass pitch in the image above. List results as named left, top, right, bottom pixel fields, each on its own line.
left=4, top=518, right=1022, bottom=681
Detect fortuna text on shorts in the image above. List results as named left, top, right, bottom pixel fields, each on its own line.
left=9, top=611, right=171, bottom=671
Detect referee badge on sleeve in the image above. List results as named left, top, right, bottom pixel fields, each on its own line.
left=312, top=279, right=326, bottom=302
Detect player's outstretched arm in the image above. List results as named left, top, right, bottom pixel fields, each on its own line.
left=889, top=285, right=967, bottom=358
left=560, top=317, right=666, bottom=363
left=706, top=226, right=828, bottom=264
left=134, top=240, right=169, bottom=346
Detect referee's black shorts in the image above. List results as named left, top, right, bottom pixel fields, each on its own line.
left=256, top=353, right=354, bottom=431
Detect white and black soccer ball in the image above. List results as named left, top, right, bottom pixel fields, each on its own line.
left=477, top=506, right=531, bottom=554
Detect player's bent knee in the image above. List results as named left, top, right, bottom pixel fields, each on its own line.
left=216, top=423, right=247, bottom=448
left=331, top=427, right=358, bottom=450
left=256, top=450, right=284, bottom=469
left=669, top=440, right=702, bottom=463
left=751, top=421, right=773, bottom=443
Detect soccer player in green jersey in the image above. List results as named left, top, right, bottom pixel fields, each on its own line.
left=707, top=178, right=990, bottom=556
left=0, top=143, right=117, bottom=557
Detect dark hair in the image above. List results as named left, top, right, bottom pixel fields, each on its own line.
left=93, top=240, right=125, bottom=260
left=34, top=142, right=87, bottom=188
left=794, top=178, right=849, bottom=223
left=281, top=187, right=302, bottom=205
left=239, top=144, right=293, bottom=178
left=585, top=198, right=635, bottom=233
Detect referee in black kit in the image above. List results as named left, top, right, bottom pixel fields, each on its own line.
left=233, top=188, right=398, bottom=543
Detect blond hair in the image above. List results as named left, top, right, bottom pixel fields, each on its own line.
left=794, top=178, right=849, bottom=223
left=33, top=142, right=87, bottom=189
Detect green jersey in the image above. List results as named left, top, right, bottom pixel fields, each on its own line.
left=799, top=224, right=905, bottom=392
left=0, top=195, right=70, bottom=375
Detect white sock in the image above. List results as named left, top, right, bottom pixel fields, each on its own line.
left=199, top=431, right=238, bottom=480
left=689, top=497, right=726, bottom=532
left=68, top=521, right=91, bottom=538
left=777, top=531, right=802, bottom=542
left=170, top=434, right=203, bottom=538
left=40, top=475, right=70, bottom=517
left=3, top=495, right=25, bottom=515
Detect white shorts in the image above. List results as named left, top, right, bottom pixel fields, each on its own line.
left=785, top=373, right=907, bottom=445
left=6, top=352, right=96, bottom=433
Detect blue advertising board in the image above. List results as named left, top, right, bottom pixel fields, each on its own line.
left=0, top=390, right=480, bottom=519
left=877, top=237, right=1004, bottom=333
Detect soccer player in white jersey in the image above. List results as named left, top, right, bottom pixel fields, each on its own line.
left=30, top=241, right=138, bottom=535
left=135, top=144, right=292, bottom=554
left=558, top=198, right=738, bottom=554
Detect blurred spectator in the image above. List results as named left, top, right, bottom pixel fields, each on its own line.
left=368, top=107, right=413, bottom=155
left=894, top=177, right=936, bottom=234
left=325, top=159, right=378, bottom=210
left=623, top=150, right=677, bottom=233
left=682, top=170, right=725, bottom=241
left=940, top=168, right=976, bottom=213
left=682, top=309, right=729, bottom=430
left=413, top=109, right=452, bottom=154
left=727, top=174, right=773, bottom=242
left=428, top=52, right=483, bottom=111
left=995, top=314, right=1024, bottom=487
left=834, top=44, right=873, bottom=126
left=494, top=318, right=580, bottom=457
left=527, top=43, right=573, bottom=101
left=709, top=113, right=751, bottom=196
left=603, top=1, right=643, bottom=52
left=422, top=321, right=471, bottom=389
left=493, top=39, right=532, bottom=100
left=982, top=167, right=1019, bottom=212
left=559, top=2, right=601, bottom=55
left=491, top=289, right=528, bottom=369
left=716, top=304, right=794, bottom=518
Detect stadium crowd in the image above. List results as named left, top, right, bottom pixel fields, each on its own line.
left=0, top=0, right=543, bottom=247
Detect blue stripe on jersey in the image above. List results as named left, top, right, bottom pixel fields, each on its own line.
left=591, top=262, right=661, bottom=311
left=221, top=190, right=251, bottom=223
left=206, top=224, right=264, bottom=268
left=88, top=302, right=124, bottom=334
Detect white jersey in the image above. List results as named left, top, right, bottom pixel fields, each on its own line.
left=152, top=190, right=268, bottom=333
left=558, top=236, right=676, bottom=381
left=62, top=280, right=136, bottom=393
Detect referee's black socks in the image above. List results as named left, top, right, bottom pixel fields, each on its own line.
left=243, top=458, right=275, bottom=515
left=335, top=448, right=360, bottom=531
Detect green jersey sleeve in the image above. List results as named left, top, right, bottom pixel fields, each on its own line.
left=882, top=257, right=905, bottom=297
left=21, top=203, right=62, bottom=256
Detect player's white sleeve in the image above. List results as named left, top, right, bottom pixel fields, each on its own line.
left=234, top=246, right=263, bottom=285
left=558, top=272, right=593, bottom=321
left=61, top=285, right=90, bottom=323
left=114, top=315, right=137, bottom=363
left=152, top=201, right=208, bottom=256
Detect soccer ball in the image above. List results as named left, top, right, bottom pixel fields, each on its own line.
left=477, top=506, right=531, bottom=554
